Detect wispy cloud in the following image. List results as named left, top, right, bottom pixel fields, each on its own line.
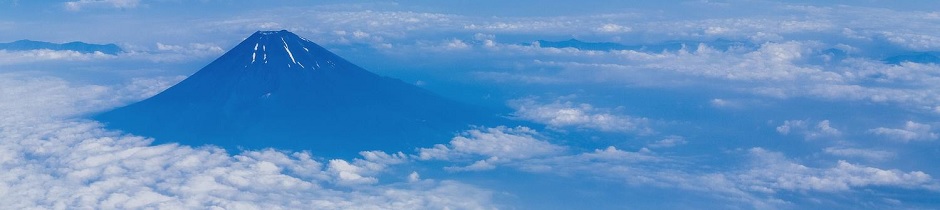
left=64, top=0, right=140, bottom=11
left=823, top=147, right=894, bottom=162
left=776, top=120, right=841, bottom=140
left=738, top=148, right=935, bottom=192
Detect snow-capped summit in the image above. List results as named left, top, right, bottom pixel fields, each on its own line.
left=239, top=30, right=339, bottom=69
left=95, top=30, right=507, bottom=157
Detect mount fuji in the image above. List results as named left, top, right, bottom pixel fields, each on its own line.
left=95, top=30, right=508, bottom=157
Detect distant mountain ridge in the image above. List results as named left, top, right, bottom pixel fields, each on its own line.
left=883, top=52, right=940, bottom=65
left=0, top=39, right=122, bottom=54
left=95, top=30, right=509, bottom=157
left=529, top=38, right=756, bottom=52
left=532, top=38, right=940, bottom=66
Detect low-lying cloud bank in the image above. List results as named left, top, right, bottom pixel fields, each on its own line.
left=0, top=61, right=937, bottom=209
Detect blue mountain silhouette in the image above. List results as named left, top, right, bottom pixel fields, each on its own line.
left=0, top=39, right=122, bottom=54
left=95, top=30, right=507, bottom=157
left=883, top=52, right=940, bottom=65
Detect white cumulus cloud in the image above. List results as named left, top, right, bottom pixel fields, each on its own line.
left=417, top=126, right=565, bottom=162
left=0, top=49, right=115, bottom=65
left=595, top=23, right=632, bottom=33
left=869, top=121, right=938, bottom=142
left=509, top=98, right=652, bottom=134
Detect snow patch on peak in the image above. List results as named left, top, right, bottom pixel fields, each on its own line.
left=281, top=37, right=306, bottom=69
left=258, top=30, right=286, bottom=36
left=252, top=43, right=259, bottom=63
left=282, top=37, right=297, bottom=65
left=245, top=30, right=319, bottom=68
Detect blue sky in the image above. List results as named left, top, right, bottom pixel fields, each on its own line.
left=2, top=0, right=940, bottom=209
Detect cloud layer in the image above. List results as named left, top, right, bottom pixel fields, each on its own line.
left=0, top=74, right=495, bottom=209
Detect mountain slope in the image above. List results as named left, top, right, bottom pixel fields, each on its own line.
left=95, top=30, right=507, bottom=157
